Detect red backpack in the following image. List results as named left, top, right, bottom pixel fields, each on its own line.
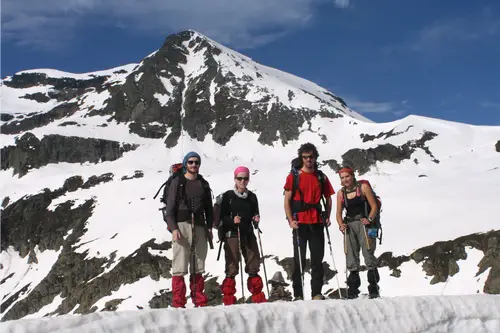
left=340, top=180, right=383, bottom=244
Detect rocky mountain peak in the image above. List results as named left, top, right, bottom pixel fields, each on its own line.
left=2, top=30, right=362, bottom=149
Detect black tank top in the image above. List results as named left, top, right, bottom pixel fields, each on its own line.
left=345, top=194, right=365, bottom=218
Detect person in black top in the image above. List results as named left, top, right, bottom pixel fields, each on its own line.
left=213, top=166, right=267, bottom=305
left=336, top=167, right=381, bottom=299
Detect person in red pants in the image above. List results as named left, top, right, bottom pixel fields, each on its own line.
left=164, top=151, right=214, bottom=308
left=213, top=166, right=267, bottom=305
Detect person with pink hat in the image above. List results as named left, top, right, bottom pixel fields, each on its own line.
left=213, top=166, right=267, bottom=305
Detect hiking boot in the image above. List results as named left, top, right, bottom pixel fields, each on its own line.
left=367, top=269, right=380, bottom=299
left=293, top=296, right=303, bottom=301
left=346, top=271, right=361, bottom=299
left=312, top=294, right=325, bottom=300
left=368, top=284, right=380, bottom=299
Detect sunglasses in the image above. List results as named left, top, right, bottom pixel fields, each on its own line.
left=187, top=160, right=200, bottom=165
left=235, top=177, right=249, bottom=181
left=302, top=155, right=314, bottom=160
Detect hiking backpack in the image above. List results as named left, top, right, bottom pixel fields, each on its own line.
left=153, top=162, right=212, bottom=231
left=340, top=180, right=383, bottom=244
left=286, top=157, right=328, bottom=218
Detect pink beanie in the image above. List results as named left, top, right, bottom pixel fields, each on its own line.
left=234, top=166, right=250, bottom=177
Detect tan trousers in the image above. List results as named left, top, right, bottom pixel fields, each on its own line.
left=172, top=222, right=208, bottom=276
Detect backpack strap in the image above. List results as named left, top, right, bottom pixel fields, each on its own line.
left=291, top=169, right=325, bottom=215
left=220, top=190, right=234, bottom=217
left=317, top=169, right=327, bottom=210
left=341, top=187, right=348, bottom=208
left=176, top=174, right=190, bottom=213
left=291, top=169, right=302, bottom=206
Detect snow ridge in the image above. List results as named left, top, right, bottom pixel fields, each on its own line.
left=1, top=295, right=499, bottom=333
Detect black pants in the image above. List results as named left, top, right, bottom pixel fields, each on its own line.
left=292, top=223, right=325, bottom=298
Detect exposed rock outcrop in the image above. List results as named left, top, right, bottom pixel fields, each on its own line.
left=3, top=73, right=108, bottom=102
left=0, top=103, right=79, bottom=134
left=0, top=175, right=173, bottom=321
left=377, top=230, right=500, bottom=293
left=360, top=126, right=413, bottom=143
left=1, top=132, right=138, bottom=177
left=341, top=131, right=439, bottom=175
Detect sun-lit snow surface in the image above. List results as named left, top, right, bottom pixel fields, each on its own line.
left=1, top=113, right=500, bottom=319
left=1, top=295, right=500, bottom=333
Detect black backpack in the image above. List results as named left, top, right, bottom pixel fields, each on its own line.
left=287, top=157, right=328, bottom=217
left=153, top=163, right=212, bottom=229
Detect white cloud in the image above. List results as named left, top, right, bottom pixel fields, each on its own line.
left=346, top=98, right=408, bottom=114
left=334, top=0, right=350, bottom=8
left=410, top=18, right=498, bottom=52
left=481, top=101, right=500, bottom=109
left=1, top=0, right=348, bottom=50
left=384, top=7, right=500, bottom=55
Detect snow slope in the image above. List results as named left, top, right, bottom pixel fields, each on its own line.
left=2, top=114, right=499, bottom=319
left=1, top=295, right=499, bottom=333
left=1, top=30, right=500, bottom=322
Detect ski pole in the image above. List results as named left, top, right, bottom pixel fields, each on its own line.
left=293, top=214, right=304, bottom=297
left=237, top=218, right=245, bottom=301
left=319, top=197, right=343, bottom=299
left=325, top=224, right=342, bottom=299
left=252, top=221, right=270, bottom=298
left=343, top=227, right=348, bottom=299
left=190, top=197, right=197, bottom=306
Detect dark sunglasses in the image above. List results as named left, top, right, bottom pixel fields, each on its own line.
left=187, top=160, right=200, bottom=165
left=302, top=155, right=314, bottom=160
left=235, top=177, right=249, bottom=181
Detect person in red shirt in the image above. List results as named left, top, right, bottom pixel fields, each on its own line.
left=283, top=143, right=335, bottom=300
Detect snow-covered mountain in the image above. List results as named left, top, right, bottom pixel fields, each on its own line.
left=1, top=29, right=499, bottom=322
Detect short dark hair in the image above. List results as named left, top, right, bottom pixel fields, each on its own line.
left=298, top=142, right=319, bottom=159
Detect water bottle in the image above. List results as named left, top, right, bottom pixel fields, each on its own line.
left=367, top=228, right=378, bottom=238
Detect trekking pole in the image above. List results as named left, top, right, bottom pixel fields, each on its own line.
left=325, top=224, right=343, bottom=299
left=319, top=197, right=342, bottom=299
left=252, top=221, right=270, bottom=298
left=343, top=228, right=348, bottom=299
left=293, top=214, right=304, bottom=297
left=237, top=218, right=245, bottom=301
left=190, top=198, right=197, bottom=306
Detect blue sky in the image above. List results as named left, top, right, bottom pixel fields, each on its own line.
left=2, top=0, right=499, bottom=125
